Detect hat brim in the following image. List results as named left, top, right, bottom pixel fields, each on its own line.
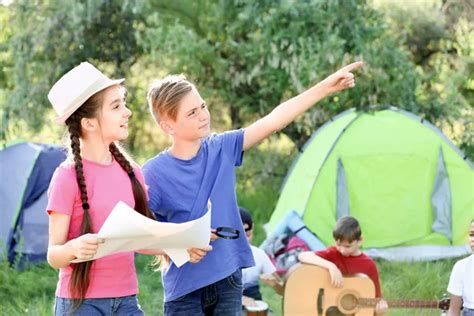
left=54, top=78, right=125, bottom=125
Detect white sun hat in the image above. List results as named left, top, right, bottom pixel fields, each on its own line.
left=48, top=62, right=124, bottom=124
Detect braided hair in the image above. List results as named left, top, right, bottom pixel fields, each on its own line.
left=109, top=142, right=153, bottom=218
left=64, top=85, right=153, bottom=309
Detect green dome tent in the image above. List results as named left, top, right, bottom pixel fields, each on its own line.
left=267, top=107, right=473, bottom=261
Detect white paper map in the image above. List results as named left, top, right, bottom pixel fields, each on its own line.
left=71, top=201, right=211, bottom=267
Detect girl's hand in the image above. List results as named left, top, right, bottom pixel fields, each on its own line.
left=187, top=245, right=213, bottom=263
left=68, top=233, right=104, bottom=261
left=328, top=264, right=344, bottom=288
left=320, top=61, right=363, bottom=95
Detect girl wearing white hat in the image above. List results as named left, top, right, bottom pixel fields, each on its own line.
left=46, top=62, right=210, bottom=315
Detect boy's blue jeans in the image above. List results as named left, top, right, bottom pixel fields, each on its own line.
left=164, top=268, right=243, bottom=316
left=54, top=294, right=144, bottom=316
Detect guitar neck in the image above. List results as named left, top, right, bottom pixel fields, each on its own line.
left=359, top=298, right=440, bottom=309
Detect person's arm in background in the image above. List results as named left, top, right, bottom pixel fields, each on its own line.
left=446, top=258, right=464, bottom=316
left=447, top=294, right=462, bottom=316
left=242, top=295, right=257, bottom=307
left=298, top=251, right=343, bottom=288
left=260, top=272, right=284, bottom=295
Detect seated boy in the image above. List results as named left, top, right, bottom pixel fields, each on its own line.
left=446, top=219, right=474, bottom=316
left=298, top=216, right=388, bottom=315
left=240, top=207, right=284, bottom=307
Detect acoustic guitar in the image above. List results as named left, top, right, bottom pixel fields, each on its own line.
left=283, top=264, right=450, bottom=315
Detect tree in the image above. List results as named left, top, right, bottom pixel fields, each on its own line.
left=142, top=0, right=450, bottom=150
left=372, top=0, right=473, bottom=159
left=2, top=0, right=144, bottom=145
left=2, top=0, right=470, bottom=158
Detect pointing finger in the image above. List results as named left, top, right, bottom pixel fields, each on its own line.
left=339, top=61, right=363, bottom=73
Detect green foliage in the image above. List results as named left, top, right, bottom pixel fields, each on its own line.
left=0, top=259, right=57, bottom=315
left=371, top=0, right=474, bottom=159
left=375, top=258, right=457, bottom=316
left=2, top=0, right=471, bottom=159
left=2, top=0, right=145, bottom=142
left=141, top=0, right=452, bottom=149
left=235, top=134, right=297, bottom=244
left=135, top=255, right=164, bottom=315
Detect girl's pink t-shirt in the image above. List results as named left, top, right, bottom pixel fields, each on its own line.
left=47, top=158, right=147, bottom=298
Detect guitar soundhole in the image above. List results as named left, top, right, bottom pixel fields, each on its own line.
left=340, top=293, right=358, bottom=311
left=325, top=306, right=355, bottom=316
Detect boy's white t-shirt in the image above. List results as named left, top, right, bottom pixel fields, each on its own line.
left=447, top=254, right=474, bottom=309
left=242, top=245, right=276, bottom=288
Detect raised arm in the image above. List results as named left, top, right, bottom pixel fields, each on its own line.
left=243, top=61, right=363, bottom=150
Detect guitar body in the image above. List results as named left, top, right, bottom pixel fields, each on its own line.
left=284, top=264, right=376, bottom=316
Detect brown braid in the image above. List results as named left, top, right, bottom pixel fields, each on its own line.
left=66, top=118, right=93, bottom=309
left=109, top=142, right=154, bottom=219
left=63, top=87, right=103, bottom=310
left=108, top=145, right=167, bottom=269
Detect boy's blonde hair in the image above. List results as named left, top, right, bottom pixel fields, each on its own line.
left=147, top=74, right=193, bottom=122
left=333, top=216, right=362, bottom=242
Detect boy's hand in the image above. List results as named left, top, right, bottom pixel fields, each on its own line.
left=328, top=264, right=344, bottom=288
left=320, top=61, right=363, bottom=95
left=210, top=229, right=218, bottom=242
left=187, top=245, right=212, bottom=263
left=375, top=299, right=388, bottom=315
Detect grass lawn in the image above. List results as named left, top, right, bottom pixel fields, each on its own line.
left=0, top=253, right=460, bottom=315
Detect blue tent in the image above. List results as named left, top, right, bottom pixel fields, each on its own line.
left=0, top=142, right=66, bottom=266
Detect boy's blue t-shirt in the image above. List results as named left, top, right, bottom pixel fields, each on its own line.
left=142, top=129, right=255, bottom=302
